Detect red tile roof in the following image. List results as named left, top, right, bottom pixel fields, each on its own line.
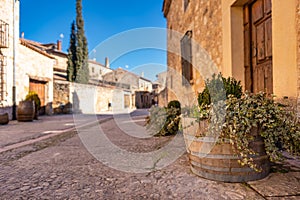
left=20, top=38, right=55, bottom=59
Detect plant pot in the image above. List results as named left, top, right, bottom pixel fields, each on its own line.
left=182, top=117, right=270, bottom=183
left=0, top=113, right=9, bottom=125
left=17, top=100, right=35, bottom=122
left=33, top=103, right=39, bottom=120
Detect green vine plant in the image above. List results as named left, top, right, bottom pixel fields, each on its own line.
left=221, top=93, right=300, bottom=171
left=183, top=74, right=300, bottom=171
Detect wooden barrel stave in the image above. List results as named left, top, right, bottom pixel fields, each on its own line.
left=183, top=129, right=270, bottom=182
left=0, top=113, right=9, bottom=125
left=17, top=101, right=35, bottom=122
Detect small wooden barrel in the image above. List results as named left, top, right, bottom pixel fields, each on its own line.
left=0, top=113, right=9, bottom=125
left=17, top=100, right=35, bottom=122
left=182, top=117, right=270, bottom=182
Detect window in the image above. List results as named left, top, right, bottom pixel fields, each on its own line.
left=169, top=25, right=173, bottom=39
left=92, top=67, right=94, bottom=73
left=0, top=20, right=9, bottom=48
left=181, top=30, right=193, bottom=86
left=184, top=0, right=190, bottom=12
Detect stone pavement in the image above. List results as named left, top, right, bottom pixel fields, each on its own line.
left=0, top=113, right=114, bottom=153
left=0, top=110, right=299, bottom=199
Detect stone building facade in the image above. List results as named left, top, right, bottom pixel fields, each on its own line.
left=103, top=68, right=139, bottom=90
left=163, top=0, right=223, bottom=105
left=163, top=0, right=300, bottom=110
left=18, top=39, right=54, bottom=114
left=0, top=0, right=20, bottom=118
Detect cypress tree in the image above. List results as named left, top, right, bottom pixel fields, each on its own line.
left=67, top=0, right=89, bottom=84
left=75, top=0, right=89, bottom=84
left=67, top=21, right=77, bottom=82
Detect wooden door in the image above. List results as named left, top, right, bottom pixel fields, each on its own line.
left=29, top=79, right=46, bottom=112
left=244, top=0, right=273, bottom=93
left=124, top=94, right=130, bottom=108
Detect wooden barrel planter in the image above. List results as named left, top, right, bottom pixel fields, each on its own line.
left=17, top=100, right=35, bottom=122
left=182, top=117, right=270, bottom=182
left=0, top=113, right=9, bottom=125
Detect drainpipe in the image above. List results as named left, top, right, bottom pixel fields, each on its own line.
left=12, top=0, right=18, bottom=120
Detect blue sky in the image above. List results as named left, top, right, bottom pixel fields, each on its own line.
left=20, top=0, right=167, bottom=81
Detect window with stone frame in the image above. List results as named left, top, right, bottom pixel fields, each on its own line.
left=183, top=0, right=190, bottom=12
left=180, top=30, right=193, bottom=86
left=0, top=20, right=9, bottom=48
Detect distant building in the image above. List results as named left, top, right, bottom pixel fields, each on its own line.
left=153, top=71, right=167, bottom=106
left=139, top=77, right=153, bottom=92
left=103, top=68, right=154, bottom=108
left=89, top=58, right=113, bottom=82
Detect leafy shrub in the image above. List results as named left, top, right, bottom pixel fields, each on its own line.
left=223, top=76, right=242, bottom=99
left=198, top=73, right=242, bottom=107
left=146, top=100, right=181, bottom=136
left=167, top=100, right=181, bottom=110
left=146, top=106, right=167, bottom=135
left=25, top=91, right=41, bottom=109
left=162, top=100, right=181, bottom=135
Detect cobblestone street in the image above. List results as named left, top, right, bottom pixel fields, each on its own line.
left=0, top=111, right=299, bottom=199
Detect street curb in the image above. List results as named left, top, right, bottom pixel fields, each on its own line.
left=0, top=117, right=113, bottom=154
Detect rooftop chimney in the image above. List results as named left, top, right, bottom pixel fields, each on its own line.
left=57, top=40, right=62, bottom=51
left=21, top=32, right=24, bottom=38
left=105, top=57, right=110, bottom=68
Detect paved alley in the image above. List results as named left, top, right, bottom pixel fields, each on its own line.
left=0, top=110, right=299, bottom=199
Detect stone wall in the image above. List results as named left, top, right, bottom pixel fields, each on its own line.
left=53, top=81, right=132, bottom=114
left=158, top=88, right=168, bottom=107
left=164, top=0, right=223, bottom=104
left=53, top=80, right=70, bottom=114
left=70, top=82, right=132, bottom=113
